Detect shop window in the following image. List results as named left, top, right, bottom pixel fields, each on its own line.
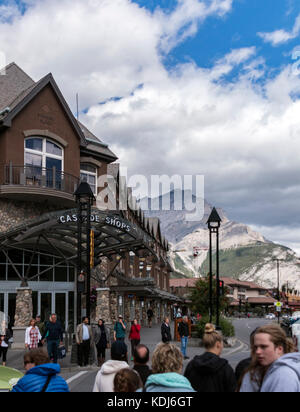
left=7, top=265, right=22, bottom=281
left=55, top=265, right=68, bottom=282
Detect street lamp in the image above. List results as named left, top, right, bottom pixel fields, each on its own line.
left=273, top=258, right=284, bottom=324
left=74, top=181, right=95, bottom=323
left=207, top=207, right=222, bottom=328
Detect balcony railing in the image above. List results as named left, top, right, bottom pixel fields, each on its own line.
left=1, top=164, right=79, bottom=195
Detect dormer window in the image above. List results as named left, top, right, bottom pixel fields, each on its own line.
left=80, top=163, right=97, bottom=195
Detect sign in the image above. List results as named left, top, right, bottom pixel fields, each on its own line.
left=274, top=302, right=283, bottom=307
left=58, top=214, right=132, bottom=232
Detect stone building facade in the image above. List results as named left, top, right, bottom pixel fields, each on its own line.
left=0, top=63, right=181, bottom=346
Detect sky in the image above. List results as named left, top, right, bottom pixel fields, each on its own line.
left=1, top=0, right=300, bottom=251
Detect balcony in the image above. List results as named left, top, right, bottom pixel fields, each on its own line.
left=0, top=164, right=79, bottom=207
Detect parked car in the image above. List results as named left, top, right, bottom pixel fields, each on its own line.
left=265, top=313, right=276, bottom=320
left=0, top=366, right=23, bottom=392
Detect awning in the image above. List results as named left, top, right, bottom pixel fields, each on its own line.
left=0, top=207, right=157, bottom=284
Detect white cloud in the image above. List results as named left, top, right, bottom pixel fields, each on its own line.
left=1, top=0, right=300, bottom=250
left=258, top=13, right=300, bottom=46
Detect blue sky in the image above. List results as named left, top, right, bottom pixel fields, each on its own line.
left=131, top=0, right=300, bottom=78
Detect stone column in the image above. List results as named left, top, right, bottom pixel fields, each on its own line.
left=96, top=288, right=111, bottom=326
left=12, top=287, right=33, bottom=349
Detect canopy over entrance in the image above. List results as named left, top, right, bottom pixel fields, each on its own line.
left=0, top=208, right=157, bottom=285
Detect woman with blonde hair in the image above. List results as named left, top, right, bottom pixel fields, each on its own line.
left=239, top=324, right=300, bottom=392
left=140, top=343, right=195, bottom=392
left=184, top=323, right=236, bottom=392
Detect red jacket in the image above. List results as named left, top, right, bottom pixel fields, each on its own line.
left=129, top=324, right=141, bottom=340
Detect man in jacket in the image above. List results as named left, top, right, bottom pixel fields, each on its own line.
left=133, top=344, right=152, bottom=385
left=178, top=316, right=190, bottom=360
left=161, top=317, right=172, bottom=343
left=76, top=317, right=94, bottom=367
left=12, top=348, right=69, bottom=392
left=41, top=314, right=63, bottom=364
left=113, top=315, right=127, bottom=342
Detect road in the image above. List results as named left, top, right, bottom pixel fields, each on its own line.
left=63, top=317, right=271, bottom=392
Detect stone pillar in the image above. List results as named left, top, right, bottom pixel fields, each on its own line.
left=96, top=288, right=111, bottom=326
left=12, top=287, right=33, bottom=349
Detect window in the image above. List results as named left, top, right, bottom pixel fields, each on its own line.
left=25, top=137, right=64, bottom=189
left=80, top=163, right=97, bottom=195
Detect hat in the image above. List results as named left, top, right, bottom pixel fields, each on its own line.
left=118, top=314, right=123, bottom=318
left=111, top=341, right=128, bottom=361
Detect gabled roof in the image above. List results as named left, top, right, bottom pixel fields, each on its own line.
left=0, top=62, right=118, bottom=162
left=0, top=62, right=35, bottom=113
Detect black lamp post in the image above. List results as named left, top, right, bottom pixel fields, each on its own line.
left=74, top=181, right=95, bottom=323
left=207, top=207, right=222, bottom=328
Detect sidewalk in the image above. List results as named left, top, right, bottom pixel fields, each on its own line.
left=4, top=322, right=242, bottom=373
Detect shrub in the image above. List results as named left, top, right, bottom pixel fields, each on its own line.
left=195, top=316, right=235, bottom=338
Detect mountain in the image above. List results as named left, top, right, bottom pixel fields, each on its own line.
left=140, top=190, right=300, bottom=290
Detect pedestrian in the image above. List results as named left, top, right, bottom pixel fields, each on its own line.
left=25, top=319, right=42, bottom=350
left=129, top=319, right=141, bottom=361
left=147, top=308, right=154, bottom=328
left=113, top=315, right=127, bottom=342
left=93, top=341, right=128, bottom=392
left=133, top=344, right=152, bottom=385
left=235, top=328, right=258, bottom=383
left=11, top=348, right=69, bottom=392
left=184, top=323, right=236, bottom=392
left=239, top=324, right=300, bottom=392
left=35, top=315, right=45, bottom=339
left=178, top=316, right=190, bottom=359
left=41, top=314, right=64, bottom=364
left=0, top=329, right=11, bottom=367
left=114, top=368, right=143, bottom=392
left=161, top=317, right=172, bottom=343
left=139, top=342, right=195, bottom=392
left=94, top=319, right=111, bottom=367
left=76, top=317, right=94, bottom=367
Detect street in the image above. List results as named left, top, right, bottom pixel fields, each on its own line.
left=61, top=317, right=271, bottom=392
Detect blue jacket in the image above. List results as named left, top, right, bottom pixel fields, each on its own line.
left=12, top=363, right=69, bottom=393
left=138, top=372, right=195, bottom=392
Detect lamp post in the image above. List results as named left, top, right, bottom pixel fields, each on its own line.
left=207, top=207, right=222, bottom=327
left=273, top=258, right=284, bottom=324
left=74, top=181, right=95, bottom=323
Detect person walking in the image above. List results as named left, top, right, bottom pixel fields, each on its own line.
left=147, top=308, right=154, bottom=328
left=178, top=316, right=190, bottom=359
left=93, top=341, right=129, bottom=392
left=129, top=319, right=141, bottom=361
left=35, top=315, right=45, bottom=340
left=0, top=329, right=11, bottom=367
left=184, top=323, right=236, bottom=392
left=133, top=344, right=152, bottom=385
left=41, top=314, right=64, bottom=364
left=239, top=324, right=300, bottom=392
left=76, top=317, right=94, bottom=367
left=94, top=319, right=110, bottom=367
left=25, top=319, right=42, bottom=350
left=161, top=317, right=172, bottom=343
left=11, top=348, right=69, bottom=392
left=113, top=315, right=127, bottom=342
left=139, top=343, right=195, bottom=392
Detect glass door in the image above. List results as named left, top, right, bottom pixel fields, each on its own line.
left=55, top=293, right=66, bottom=331
left=46, top=157, right=62, bottom=190
left=40, top=293, right=52, bottom=324
left=8, top=293, right=16, bottom=331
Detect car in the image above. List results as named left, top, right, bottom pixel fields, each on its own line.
left=0, top=366, right=23, bottom=392
left=265, top=313, right=276, bottom=320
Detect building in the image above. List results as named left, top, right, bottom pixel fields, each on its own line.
left=0, top=63, right=181, bottom=345
left=170, top=276, right=276, bottom=311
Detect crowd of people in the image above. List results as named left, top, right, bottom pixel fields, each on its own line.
left=3, top=311, right=300, bottom=392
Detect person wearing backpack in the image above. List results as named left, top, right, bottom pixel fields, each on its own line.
left=11, top=348, right=69, bottom=392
